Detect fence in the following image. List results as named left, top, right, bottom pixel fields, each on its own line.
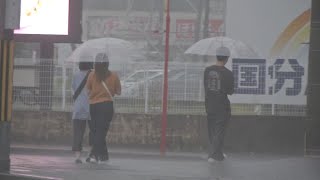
left=12, top=57, right=307, bottom=116
left=12, top=0, right=308, bottom=116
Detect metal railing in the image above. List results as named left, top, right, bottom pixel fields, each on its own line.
left=12, top=58, right=307, bottom=116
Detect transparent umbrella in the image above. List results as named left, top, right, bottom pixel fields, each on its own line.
left=67, top=37, right=140, bottom=62
left=184, top=36, right=259, bottom=58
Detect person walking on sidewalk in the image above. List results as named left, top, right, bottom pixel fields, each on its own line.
left=204, top=46, right=234, bottom=162
left=86, top=53, right=121, bottom=164
left=71, top=61, right=93, bottom=164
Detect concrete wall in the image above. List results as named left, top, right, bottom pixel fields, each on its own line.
left=11, top=111, right=306, bottom=154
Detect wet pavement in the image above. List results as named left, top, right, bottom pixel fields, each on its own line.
left=7, top=146, right=320, bottom=180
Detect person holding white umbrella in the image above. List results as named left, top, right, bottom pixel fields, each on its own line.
left=85, top=53, right=121, bottom=164
left=68, top=37, right=140, bottom=64
left=184, top=36, right=259, bottom=59
left=204, top=46, right=234, bottom=163
left=71, top=61, right=93, bottom=164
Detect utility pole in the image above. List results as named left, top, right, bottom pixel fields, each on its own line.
left=39, top=42, right=54, bottom=111
left=193, top=0, right=204, bottom=61
left=160, top=0, right=171, bottom=155
left=194, top=0, right=203, bottom=43
left=0, top=0, right=20, bottom=172
left=203, top=0, right=210, bottom=39
left=157, top=0, right=164, bottom=49
left=0, top=30, right=14, bottom=172
left=307, top=0, right=320, bottom=154
left=202, top=0, right=210, bottom=62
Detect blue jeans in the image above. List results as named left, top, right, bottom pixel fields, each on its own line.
left=72, top=119, right=92, bottom=151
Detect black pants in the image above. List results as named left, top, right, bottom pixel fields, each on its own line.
left=89, top=101, right=114, bottom=160
left=207, top=109, right=230, bottom=161
left=72, top=119, right=92, bottom=152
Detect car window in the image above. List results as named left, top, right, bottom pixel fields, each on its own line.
left=148, top=70, right=183, bottom=81
left=126, top=72, right=145, bottom=82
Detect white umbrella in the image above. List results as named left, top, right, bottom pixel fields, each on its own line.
left=67, top=37, right=140, bottom=62
left=184, top=36, right=259, bottom=58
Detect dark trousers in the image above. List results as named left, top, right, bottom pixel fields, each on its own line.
left=72, top=119, right=92, bottom=152
left=89, top=101, right=114, bottom=160
left=207, top=110, right=230, bottom=161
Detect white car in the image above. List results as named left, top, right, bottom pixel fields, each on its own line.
left=121, top=69, right=164, bottom=97
left=121, top=68, right=204, bottom=101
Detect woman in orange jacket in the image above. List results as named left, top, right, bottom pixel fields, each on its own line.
left=86, top=53, right=121, bottom=164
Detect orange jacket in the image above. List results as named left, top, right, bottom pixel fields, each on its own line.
left=86, top=71, right=121, bottom=104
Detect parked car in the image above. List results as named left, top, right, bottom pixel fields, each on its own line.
left=121, top=67, right=204, bottom=101
left=121, top=69, right=164, bottom=97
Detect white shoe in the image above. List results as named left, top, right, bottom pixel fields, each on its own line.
left=223, top=153, right=227, bottom=158
left=98, top=160, right=111, bottom=165
left=208, top=158, right=215, bottom=163
left=86, top=157, right=98, bottom=164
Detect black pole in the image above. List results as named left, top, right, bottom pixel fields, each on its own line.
left=0, top=122, right=11, bottom=172
left=156, top=0, right=164, bottom=50
left=39, top=42, right=54, bottom=111
left=193, top=0, right=203, bottom=61
left=202, top=0, right=210, bottom=62
left=0, top=0, right=5, bottom=34
left=306, top=0, right=320, bottom=153
left=194, top=0, right=203, bottom=43
left=0, top=29, right=14, bottom=172
left=203, top=0, right=210, bottom=39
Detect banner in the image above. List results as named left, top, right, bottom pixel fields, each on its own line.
left=83, top=11, right=224, bottom=43
left=226, top=0, right=311, bottom=105
left=227, top=58, right=307, bottom=105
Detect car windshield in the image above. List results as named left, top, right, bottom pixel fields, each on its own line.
left=145, top=69, right=183, bottom=81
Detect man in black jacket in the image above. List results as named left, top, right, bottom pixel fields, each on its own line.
left=204, top=46, right=234, bottom=162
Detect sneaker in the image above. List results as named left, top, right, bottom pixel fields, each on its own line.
left=86, top=156, right=98, bottom=164
left=98, top=160, right=110, bottom=165
left=75, top=159, right=82, bottom=164
left=223, top=153, right=227, bottom=158
left=98, top=156, right=110, bottom=165
left=85, top=157, right=93, bottom=163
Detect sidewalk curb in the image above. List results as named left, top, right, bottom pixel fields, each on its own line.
left=0, top=172, right=61, bottom=180
left=10, top=145, right=206, bottom=161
